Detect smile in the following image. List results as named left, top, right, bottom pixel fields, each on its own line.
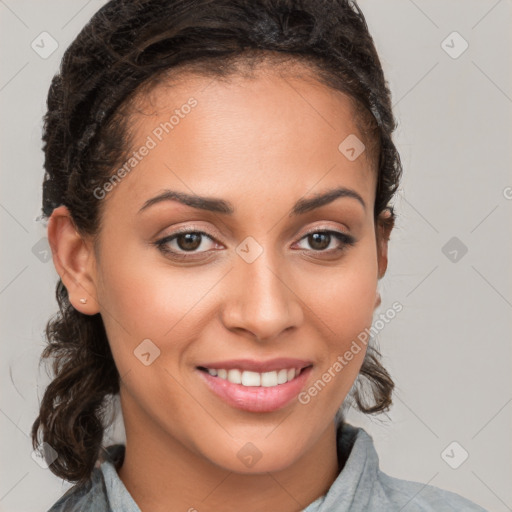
left=196, top=361, right=313, bottom=413
left=198, top=367, right=308, bottom=387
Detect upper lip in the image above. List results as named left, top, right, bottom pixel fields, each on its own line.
left=197, top=358, right=313, bottom=373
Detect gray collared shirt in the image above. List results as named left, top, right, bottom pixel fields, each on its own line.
left=47, top=422, right=488, bottom=511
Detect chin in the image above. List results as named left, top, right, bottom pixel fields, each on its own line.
left=196, top=432, right=310, bottom=475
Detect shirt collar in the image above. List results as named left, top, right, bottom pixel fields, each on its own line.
left=303, top=422, right=378, bottom=511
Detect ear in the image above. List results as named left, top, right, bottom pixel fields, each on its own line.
left=47, top=205, right=100, bottom=315
left=374, top=208, right=395, bottom=309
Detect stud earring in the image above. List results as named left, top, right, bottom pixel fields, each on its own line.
left=79, top=298, right=87, bottom=304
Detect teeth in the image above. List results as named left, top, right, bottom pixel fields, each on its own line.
left=261, top=371, right=277, bottom=387
left=205, top=367, right=301, bottom=387
left=279, top=369, right=290, bottom=384
left=227, top=369, right=241, bottom=384
left=241, top=371, right=260, bottom=386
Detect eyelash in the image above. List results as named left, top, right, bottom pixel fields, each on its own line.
left=153, top=226, right=356, bottom=261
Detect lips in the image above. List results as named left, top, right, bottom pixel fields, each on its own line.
left=195, top=358, right=314, bottom=413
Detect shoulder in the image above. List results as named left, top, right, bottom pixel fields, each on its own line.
left=372, top=470, right=489, bottom=511
left=47, top=445, right=125, bottom=512
left=47, top=468, right=110, bottom=512
left=338, top=423, right=489, bottom=512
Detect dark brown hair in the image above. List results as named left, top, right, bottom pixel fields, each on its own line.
left=32, top=0, right=402, bottom=486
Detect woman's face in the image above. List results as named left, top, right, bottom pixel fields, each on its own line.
left=72, top=65, right=390, bottom=472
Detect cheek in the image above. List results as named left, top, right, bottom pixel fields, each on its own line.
left=302, top=243, right=379, bottom=336
left=325, top=267, right=377, bottom=335
left=295, top=254, right=378, bottom=415
left=300, top=243, right=378, bottom=380
left=95, top=240, right=225, bottom=371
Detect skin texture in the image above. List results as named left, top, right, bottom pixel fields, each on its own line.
left=48, top=63, right=393, bottom=512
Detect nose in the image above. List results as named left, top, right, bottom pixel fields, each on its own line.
left=220, top=251, right=303, bottom=342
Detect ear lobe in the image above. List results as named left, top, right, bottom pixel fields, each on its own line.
left=47, top=206, right=100, bottom=315
left=376, top=208, right=395, bottom=280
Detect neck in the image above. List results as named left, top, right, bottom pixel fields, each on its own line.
left=117, top=391, right=340, bottom=512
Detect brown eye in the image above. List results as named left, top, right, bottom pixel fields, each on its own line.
left=175, top=233, right=202, bottom=251
left=307, top=233, right=331, bottom=251
left=295, top=230, right=355, bottom=254
left=154, top=230, right=218, bottom=259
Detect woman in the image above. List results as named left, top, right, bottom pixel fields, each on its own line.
left=32, top=0, right=488, bottom=510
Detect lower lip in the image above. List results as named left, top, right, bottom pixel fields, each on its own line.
left=197, top=366, right=313, bottom=413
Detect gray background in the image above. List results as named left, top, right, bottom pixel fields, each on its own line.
left=1, top=1, right=511, bottom=511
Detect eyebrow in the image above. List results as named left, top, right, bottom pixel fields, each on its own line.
left=138, top=186, right=366, bottom=216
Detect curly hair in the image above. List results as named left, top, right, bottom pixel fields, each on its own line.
left=32, top=0, right=402, bottom=486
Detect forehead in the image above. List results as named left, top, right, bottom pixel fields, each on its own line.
left=104, top=64, right=377, bottom=217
